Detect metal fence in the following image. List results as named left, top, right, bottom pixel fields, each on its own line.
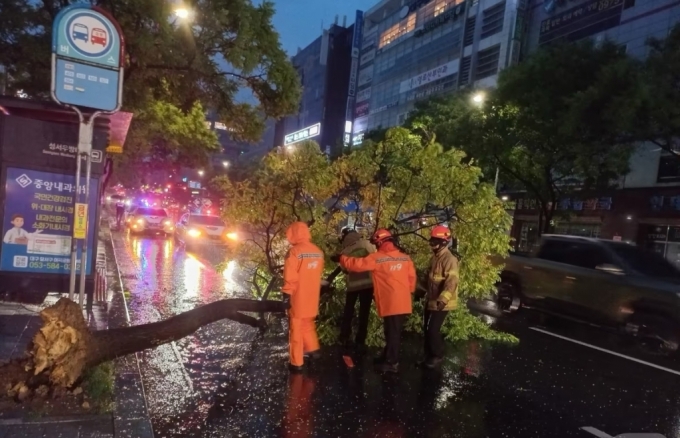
left=94, top=243, right=108, bottom=303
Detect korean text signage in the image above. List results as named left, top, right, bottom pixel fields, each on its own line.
left=51, top=5, right=125, bottom=111
left=358, top=65, right=374, bottom=87
left=1, top=168, right=98, bottom=275
left=355, top=102, right=370, bottom=118
left=648, top=195, right=680, bottom=212
left=415, top=3, right=465, bottom=37
left=73, top=203, right=87, bottom=239
left=357, top=87, right=371, bottom=103
left=352, top=10, right=364, bottom=58
left=400, top=60, right=459, bottom=94
left=538, top=0, right=624, bottom=45
left=516, top=197, right=612, bottom=211
left=284, top=123, right=321, bottom=146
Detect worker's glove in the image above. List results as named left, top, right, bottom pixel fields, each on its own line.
left=435, top=300, right=446, bottom=311
left=329, top=254, right=341, bottom=263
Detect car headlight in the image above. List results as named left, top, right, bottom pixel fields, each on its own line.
left=136, top=218, right=145, bottom=224
left=187, top=229, right=201, bottom=238
left=163, top=219, right=172, bottom=226
left=225, top=232, right=238, bottom=241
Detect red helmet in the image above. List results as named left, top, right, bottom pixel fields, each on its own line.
left=430, top=225, right=451, bottom=241
left=370, top=228, right=393, bottom=245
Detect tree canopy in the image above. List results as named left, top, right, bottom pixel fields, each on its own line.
left=408, top=40, right=640, bottom=234
left=633, top=24, right=680, bottom=157
left=214, top=127, right=515, bottom=345
left=0, top=0, right=300, bottom=181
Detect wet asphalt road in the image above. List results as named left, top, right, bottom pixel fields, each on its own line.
left=111, top=231, right=680, bottom=438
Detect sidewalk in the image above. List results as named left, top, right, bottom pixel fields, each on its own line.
left=0, top=218, right=154, bottom=438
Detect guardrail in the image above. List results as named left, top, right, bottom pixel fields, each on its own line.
left=94, top=244, right=108, bottom=303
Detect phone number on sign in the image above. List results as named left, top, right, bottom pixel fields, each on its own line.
left=28, top=261, right=66, bottom=270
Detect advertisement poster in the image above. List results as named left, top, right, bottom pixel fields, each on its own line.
left=0, top=167, right=98, bottom=275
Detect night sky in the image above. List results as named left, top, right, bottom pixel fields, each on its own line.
left=269, top=0, right=371, bottom=54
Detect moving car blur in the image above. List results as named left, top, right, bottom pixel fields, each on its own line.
left=174, top=213, right=238, bottom=250
left=126, top=207, right=174, bottom=237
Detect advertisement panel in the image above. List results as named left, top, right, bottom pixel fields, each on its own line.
left=357, top=87, right=371, bottom=103
left=360, top=49, right=376, bottom=65
left=353, top=116, right=368, bottom=134
left=352, top=10, right=364, bottom=58
left=1, top=167, right=98, bottom=275
left=355, top=102, right=370, bottom=118
left=538, top=0, right=624, bottom=45
left=399, top=59, right=459, bottom=93
left=284, top=123, right=321, bottom=145
left=358, top=65, right=374, bottom=87
left=344, top=10, right=364, bottom=145
left=347, top=57, right=359, bottom=98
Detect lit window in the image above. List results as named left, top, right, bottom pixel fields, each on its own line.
left=379, top=13, right=416, bottom=48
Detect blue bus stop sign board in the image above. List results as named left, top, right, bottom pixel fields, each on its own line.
left=51, top=5, right=124, bottom=111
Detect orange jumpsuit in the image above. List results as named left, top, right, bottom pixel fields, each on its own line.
left=340, top=242, right=416, bottom=365
left=339, top=241, right=416, bottom=317
left=282, top=222, right=324, bottom=367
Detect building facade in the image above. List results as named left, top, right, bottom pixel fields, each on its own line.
left=350, top=0, right=527, bottom=145
left=273, top=22, right=355, bottom=156
left=512, top=0, right=680, bottom=268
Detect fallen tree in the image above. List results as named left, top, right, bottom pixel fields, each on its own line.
left=2, top=297, right=288, bottom=399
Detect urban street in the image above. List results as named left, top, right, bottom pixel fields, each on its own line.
left=112, top=231, right=680, bottom=438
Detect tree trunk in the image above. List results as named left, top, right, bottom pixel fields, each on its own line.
left=3, top=297, right=288, bottom=394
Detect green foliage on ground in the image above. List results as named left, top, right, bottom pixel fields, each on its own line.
left=0, top=0, right=300, bottom=184
left=214, top=129, right=516, bottom=346
left=82, top=361, right=114, bottom=412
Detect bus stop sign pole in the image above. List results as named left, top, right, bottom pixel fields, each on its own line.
left=50, top=4, right=125, bottom=305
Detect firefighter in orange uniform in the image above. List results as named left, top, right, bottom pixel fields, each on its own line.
left=282, top=221, right=325, bottom=373
left=335, top=229, right=416, bottom=373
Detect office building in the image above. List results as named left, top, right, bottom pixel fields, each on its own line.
left=511, top=0, right=680, bottom=267
left=274, top=20, right=355, bottom=157
left=350, top=0, right=526, bottom=144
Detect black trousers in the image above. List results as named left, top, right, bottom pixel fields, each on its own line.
left=339, top=288, right=373, bottom=346
left=383, top=314, right=407, bottom=365
left=423, top=309, right=448, bottom=359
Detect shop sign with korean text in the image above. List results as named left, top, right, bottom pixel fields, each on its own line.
left=400, top=60, right=459, bottom=94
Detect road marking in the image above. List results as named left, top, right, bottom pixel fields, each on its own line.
left=581, top=427, right=613, bottom=438
left=529, top=327, right=680, bottom=376
left=581, top=428, right=666, bottom=438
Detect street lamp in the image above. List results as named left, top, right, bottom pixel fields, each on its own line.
left=472, top=92, right=485, bottom=105
left=198, top=169, right=204, bottom=177
left=222, top=161, right=229, bottom=168
left=174, top=7, right=190, bottom=19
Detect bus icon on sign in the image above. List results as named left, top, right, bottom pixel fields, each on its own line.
left=72, top=23, right=88, bottom=42
left=91, top=28, right=107, bottom=46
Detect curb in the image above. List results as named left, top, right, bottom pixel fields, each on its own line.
left=0, top=414, right=111, bottom=426
left=103, top=225, right=155, bottom=438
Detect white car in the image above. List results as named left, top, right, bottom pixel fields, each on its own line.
left=126, top=207, right=174, bottom=237
left=175, top=214, right=238, bottom=249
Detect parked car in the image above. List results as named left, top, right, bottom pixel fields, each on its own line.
left=495, top=235, right=680, bottom=353
left=174, top=213, right=237, bottom=249
left=126, top=207, right=174, bottom=237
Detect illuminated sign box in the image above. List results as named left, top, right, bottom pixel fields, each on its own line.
left=284, top=123, right=321, bottom=146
